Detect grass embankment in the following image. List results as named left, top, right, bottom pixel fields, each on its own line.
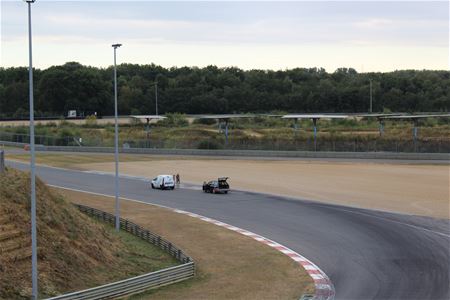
left=56, top=188, right=315, bottom=299
left=0, top=169, right=179, bottom=299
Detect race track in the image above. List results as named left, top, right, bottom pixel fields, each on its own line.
left=8, top=161, right=450, bottom=300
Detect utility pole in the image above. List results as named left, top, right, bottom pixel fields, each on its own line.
left=155, top=81, right=158, bottom=115
left=369, top=79, right=373, bottom=113
left=24, top=0, right=38, bottom=299
left=112, top=43, right=122, bottom=231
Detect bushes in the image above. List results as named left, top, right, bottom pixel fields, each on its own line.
left=155, top=113, right=189, bottom=127
left=84, top=115, right=98, bottom=127
left=193, top=118, right=216, bottom=125
left=197, top=139, right=222, bottom=149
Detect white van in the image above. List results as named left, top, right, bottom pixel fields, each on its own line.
left=151, top=175, right=175, bottom=190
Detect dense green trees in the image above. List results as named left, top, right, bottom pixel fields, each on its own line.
left=0, top=62, right=448, bottom=118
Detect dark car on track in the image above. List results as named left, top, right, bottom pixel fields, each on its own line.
left=202, top=177, right=230, bottom=194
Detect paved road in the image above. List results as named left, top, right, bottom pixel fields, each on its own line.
left=8, top=161, right=450, bottom=300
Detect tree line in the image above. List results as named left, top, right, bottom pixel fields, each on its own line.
left=0, top=62, right=448, bottom=118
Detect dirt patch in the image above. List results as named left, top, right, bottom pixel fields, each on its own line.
left=80, top=159, right=449, bottom=219
left=6, top=153, right=215, bottom=170
left=54, top=188, right=315, bottom=299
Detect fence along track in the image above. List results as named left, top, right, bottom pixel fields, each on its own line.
left=47, top=204, right=195, bottom=300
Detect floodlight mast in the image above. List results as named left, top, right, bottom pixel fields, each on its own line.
left=369, top=79, right=373, bottom=113
left=112, top=43, right=122, bottom=231
left=24, top=0, right=38, bottom=299
left=155, top=81, right=158, bottom=116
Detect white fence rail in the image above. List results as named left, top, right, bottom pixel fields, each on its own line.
left=47, top=263, right=195, bottom=300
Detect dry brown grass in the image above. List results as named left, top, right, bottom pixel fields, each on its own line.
left=6, top=153, right=216, bottom=170
left=0, top=169, right=178, bottom=299
left=6, top=153, right=164, bottom=170
left=56, top=188, right=315, bottom=300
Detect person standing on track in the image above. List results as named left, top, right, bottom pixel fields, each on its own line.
left=176, top=173, right=180, bottom=185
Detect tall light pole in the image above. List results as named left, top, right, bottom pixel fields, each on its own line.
left=24, top=0, right=38, bottom=299
left=112, top=43, right=122, bottom=231
left=154, top=81, right=158, bottom=116
left=369, top=79, right=373, bottom=113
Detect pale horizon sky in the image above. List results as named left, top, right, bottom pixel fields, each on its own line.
left=1, top=1, right=449, bottom=72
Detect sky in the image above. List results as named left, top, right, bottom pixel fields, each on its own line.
left=1, top=1, right=449, bottom=72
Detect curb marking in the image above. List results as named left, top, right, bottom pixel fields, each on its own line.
left=172, top=209, right=335, bottom=300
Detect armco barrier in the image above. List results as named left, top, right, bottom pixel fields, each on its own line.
left=47, top=204, right=194, bottom=300
left=28, top=145, right=450, bottom=160
left=1, top=141, right=448, bottom=160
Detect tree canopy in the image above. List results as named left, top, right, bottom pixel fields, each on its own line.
left=0, top=62, right=448, bottom=118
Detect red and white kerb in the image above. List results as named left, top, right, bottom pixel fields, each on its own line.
left=173, top=209, right=335, bottom=300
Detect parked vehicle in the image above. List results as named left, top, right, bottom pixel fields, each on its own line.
left=202, top=177, right=230, bottom=194
left=151, top=175, right=175, bottom=190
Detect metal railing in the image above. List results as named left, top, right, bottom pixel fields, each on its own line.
left=1, top=130, right=449, bottom=153
left=47, top=204, right=195, bottom=300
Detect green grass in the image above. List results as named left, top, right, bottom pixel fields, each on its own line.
left=101, top=222, right=180, bottom=275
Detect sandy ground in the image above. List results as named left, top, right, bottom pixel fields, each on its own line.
left=80, top=159, right=450, bottom=219
left=54, top=188, right=314, bottom=299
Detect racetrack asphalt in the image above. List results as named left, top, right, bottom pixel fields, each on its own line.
left=7, top=160, right=450, bottom=300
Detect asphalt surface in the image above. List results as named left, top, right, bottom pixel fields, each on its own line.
left=7, top=161, right=450, bottom=300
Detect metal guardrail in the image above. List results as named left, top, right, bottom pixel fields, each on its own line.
left=4, top=142, right=446, bottom=161
left=47, top=204, right=195, bottom=300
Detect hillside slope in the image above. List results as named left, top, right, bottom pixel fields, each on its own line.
left=0, top=168, right=178, bottom=299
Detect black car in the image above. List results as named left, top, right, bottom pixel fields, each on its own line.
left=202, top=177, right=230, bottom=194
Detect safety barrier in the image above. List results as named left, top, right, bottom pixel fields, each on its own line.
left=47, top=204, right=194, bottom=300
left=1, top=141, right=448, bottom=160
